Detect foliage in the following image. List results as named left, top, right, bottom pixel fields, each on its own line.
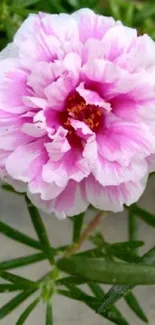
left=1, top=0, right=155, bottom=324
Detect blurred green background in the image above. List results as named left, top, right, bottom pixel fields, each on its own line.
left=0, top=0, right=155, bottom=50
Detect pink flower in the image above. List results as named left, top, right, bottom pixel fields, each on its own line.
left=0, top=9, right=155, bottom=218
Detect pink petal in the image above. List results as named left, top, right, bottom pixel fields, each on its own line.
left=27, top=61, right=64, bottom=97
left=72, top=8, right=115, bottom=43
left=86, top=175, right=147, bottom=212
left=22, top=122, right=46, bottom=137
left=76, top=82, right=111, bottom=111
left=14, top=14, right=39, bottom=45
left=116, top=34, right=155, bottom=72
left=0, top=125, right=33, bottom=150
left=43, top=145, right=90, bottom=185
left=23, top=96, right=48, bottom=110
left=29, top=173, right=65, bottom=200
left=53, top=180, right=89, bottom=218
left=0, top=66, right=29, bottom=114
left=44, top=72, right=78, bottom=111
left=102, top=25, right=137, bottom=61
left=27, top=180, right=89, bottom=218
left=111, top=95, right=140, bottom=121
left=41, top=13, right=79, bottom=42
left=19, top=35, right=61, bottom=70
left=83, top=59, right=155, bottom=101
left=71, top=119, right=94, bottom=140
left=0, top=150, right=10, bottom=178
left=82, top=38, right=109, bottom=62
left=45, top=126, right=70, bottom=161
left=43, top=160, right=68, bottom=187
left=4, top=177, right=27, bottom=192
left=92, top=155, right=148, bottom=186
left=63, top=52, right=81, bottom=77
left=146, top=154, right=155, bottom=173
left=44, top=108, right=60, bottom=133
left=6, top=139, right=47, bottom=182
left=97, top=114, right=155, bottom=165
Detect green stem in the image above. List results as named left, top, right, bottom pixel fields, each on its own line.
left=67, top=211, right=104, bottom=256
left=46, top=302, right=53, bottom=325
left=71, top=213, right=85, bottom=243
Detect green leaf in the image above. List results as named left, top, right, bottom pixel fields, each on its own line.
left=0, top=284, right=26, bottom=293
left=56, top=276, right=88, bottom=286
left=59, top=285, right=129, bottom=325
left=25, top=196, right=55, bottom=265
left=71, top=213, right=84, bottom=243
left=109, top=0, right=121, bottom=20
left=2, top=184, right=24, bottom=195
left=129, top=204, right=155, bottom=227
left=0, top=289, right=37, bottom=320
left=96, top=246, right=155, bottom=313
left=0, top=271, right=38, bottom=288
left=89, top=232, right=105, bottom=248
left=46, top=302, right=53, bottom=325
left=16, top=297, right=40, bottom=325
left=128, top=210, right=138, bottom=242
left=107, top=241, right=143, bottom=262
left=46, top=0, right=66, bottom=12
left=97, top=284, right=130, bottom=314
left=57, top=256, right=155, bottom=285
left=75, top=248, right=104, bottom=258
left=88, top=283, right=105, bottom=299
left=124, top=292, right=148, bottom=323
left=126, top=210, right=147, bottom=322
left=0, top=221, right=42, bottom=250
left=107, top=241, right=143, bottom=251
left=75, top=243, right=141, bottom=263
left=135, top=4, right=155, bottom=23
left=0, top=253, right=46, bottom=270
left=89, top=233, right=143, bottom=262
left=88, top=283, right=129, bottom=325
left=58, top=287, right=99, bottom=305
left=124, top=2, right=135, bottom=26
left=90, top=238, right=146, bottom=320
left=13, top=0, right=41, bottom=7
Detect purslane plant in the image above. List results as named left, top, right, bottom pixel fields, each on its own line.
left=0, top=6, right=155, bottom=325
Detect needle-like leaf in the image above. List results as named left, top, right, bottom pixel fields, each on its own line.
left=25, top=196, right=55, bottom=265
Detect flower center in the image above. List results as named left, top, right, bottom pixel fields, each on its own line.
left=62, top=92, right=103, bottom=133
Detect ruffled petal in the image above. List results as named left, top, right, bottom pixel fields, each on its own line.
left=101, top=25, right=137, bottom=61
left=44, top=54, right=80, bottom=111
left=53, top=180, right=89, bottom=218
left=0, top=65, right=29, bottom=114
left=6, top=139, right=47, bottom=182
left=92, top=155, right=148, bottom=186
left=86, top=175, right=147, bottom=212
left=72, top=8, right=115, bottom=43
left=76, top=82, right=111, bottom=111
left=97, top=114, right=155, bottom=165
